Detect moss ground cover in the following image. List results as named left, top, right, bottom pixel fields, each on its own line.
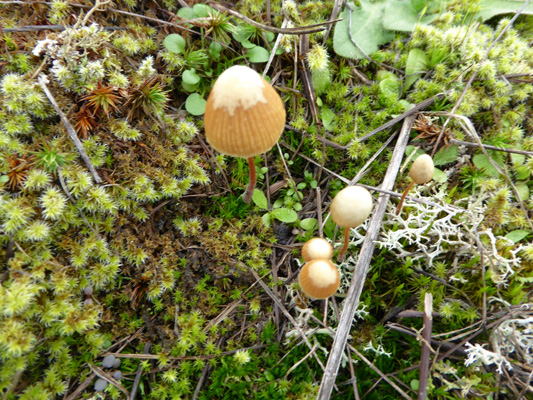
left=0, top=0, right=532, bottom=398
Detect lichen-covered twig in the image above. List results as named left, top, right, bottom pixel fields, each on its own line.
left=317, top=116, right=414, bottom=399
left=38, top=75, right=102, bottom=183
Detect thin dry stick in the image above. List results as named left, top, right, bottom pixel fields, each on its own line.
left=430, top=0, right=531, bottom=156
left=449, top=138, right=533, bottom=157
left=418, top=293, right=433, bottom=400
left=38, top=76, right=102, bottom=183
left=64, top=372, right=96, bottom=400
left=207, top=2, right=340, bottom=35
left=130, top=343, right=151, bottom=400
left=317, top=116, right=414, bottom=400
left=350, top=347, right=413, bottom=400
left=246, top=266, right=327, bottom=372
left=346, top=94, right=444, bottom=147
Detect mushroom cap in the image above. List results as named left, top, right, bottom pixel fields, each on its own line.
left=409, top=154, right=434, bottom=184
left=330, top=186, right=373, bottom=228
left=302, top=238, right=333, bottom=262
left=204, top=65, right=286, bottom=158
left=298, top=259, right=340, bottom=299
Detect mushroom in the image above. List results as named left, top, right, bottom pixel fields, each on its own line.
left=298, top=259, right=340, bottom=299
left=396, top=154, right=434, bottom=215
left=204, top=65, right=286, bottom=203
left=330, top=185, right=373, bottom=261
left=302, top=237, right=333, bottom=262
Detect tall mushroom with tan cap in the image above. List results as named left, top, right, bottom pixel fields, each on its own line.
left=204, top=65, right=286, bottom=203
left=330, top=185, right=373, bottom=261
left=396, top=154, right=434, bottom=215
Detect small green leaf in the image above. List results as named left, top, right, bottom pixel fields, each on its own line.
left=383, top=0, right=440, bottom=32
left=405, top=146, right=425, bottom=159
left=192, top=3, right=212, bottom=17
left=232, top=25, right=254, bottom=43
left=410, top=379, right=420, bottom=391
left=182, top=69, right=201, bottom=85
left=177, top=7, right=194, bottom=20
left=516, top=182, right=529, bottom=201
left=433, top=146, right=459, bottom=166
left=185, top=93, right=206, bottom=116
left=379, top=78, right=400, bottom=99
left=320, top=106, right=336, bottom=131
left=515, top=166, right=530, bottom=181
left=240, top=39, right=257, bottom=49
left=246, top=46, right=270, bottom=63
left=163, top=34, right=186, bottom=54
left=505, top=230, right=530, bottom=243
left=271, top=208, right=298, bottom=223
left=473, top=154, right=501, bottom=177
left=511, top=153, right=525, bottom=166
left=471, top=0, right=533, bottom=22
left=300, top=218, right=318, bottom=231
left=262, top=213, right=271, bottom=227
left=404, top=48, right=428, bottom=92
left=333, top=0, right=394, bottom=59
left=433, top=167, right=447, bottom=183
left=0, top=175, right=9, bottom=183
left=252, top=189, right=268, bottom=210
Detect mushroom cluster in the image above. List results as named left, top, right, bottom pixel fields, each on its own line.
left=204, top=65, right=286, bottom=203
left=298, top=237, right=339, bottom=299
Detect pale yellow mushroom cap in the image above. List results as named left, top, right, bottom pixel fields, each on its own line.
left=298, top=259, right=340, bottom=299
left=204, top=65, right=286, bottom=158
left=330, top=186, right=373, bottom=228
left=409, top=154, right=434, bottom=184
left=302, top=238, right=333, bottom=262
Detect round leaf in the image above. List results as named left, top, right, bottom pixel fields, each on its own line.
left=300, top=218, right=318, bottom=231
left=271, top=208, right=298, bottom=223
left=246, top=46, right=270, bottom=63
left=185, top=93, right=206, bottom=116
left=183, top=69, right=201, bottom=85
left=252, top=189, right=268, bottom=210
left=163, top=34, right=186, bottom=54
left=505, top=230, right=530, bottom=243
left=177, top=7, right=194, bottom=20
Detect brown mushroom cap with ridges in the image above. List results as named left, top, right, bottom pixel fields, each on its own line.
left=298, top=259, right=340, bottom=299
left=409, top=154, right=434, bottom=185
left=302, top=238, right=333, bottom=262
left=204, top=65, right=286, bottom=158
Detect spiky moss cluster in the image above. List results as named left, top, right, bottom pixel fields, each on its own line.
left=0, top=18, right=213, bottom=399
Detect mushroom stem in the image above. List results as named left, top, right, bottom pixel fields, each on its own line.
left=396, top=181, right=415, bottom=215
left=338, top=227, right=351, bottom=262
left=242, top=156, right=257, bottom=204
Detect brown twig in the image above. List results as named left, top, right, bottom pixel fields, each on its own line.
left=207, top=2, right=341, bottom=35
left=130, top=343, right=151, bottom=400
left=38, top=75, right=102, bottom=183
left=317, top=116, right=414, bottom=399
left=346, top=94, right=445, bottom=146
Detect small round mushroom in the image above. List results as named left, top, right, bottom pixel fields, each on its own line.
left=330, top=186, right=373, bottom=261
left=298, top=259, right=340, bottom=299
left=94, top=378, right=108, bottom=392
left=396, top=154, right=434, bottom=215
left=204, top=65, right=286, bottom=203
left=102, top=354, right=116, bottom=369
left=302, top=237, right=333, bottom=262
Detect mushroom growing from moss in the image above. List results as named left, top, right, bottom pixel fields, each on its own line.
left=330, top=185, right=373, bottom=261
left=204, top=65, right=286, bottom=203
left=302, top=237, right=333, bottom=262
left=298, top=259, right=340, bottom=299
left=396, top=154, right=434, bottom=215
